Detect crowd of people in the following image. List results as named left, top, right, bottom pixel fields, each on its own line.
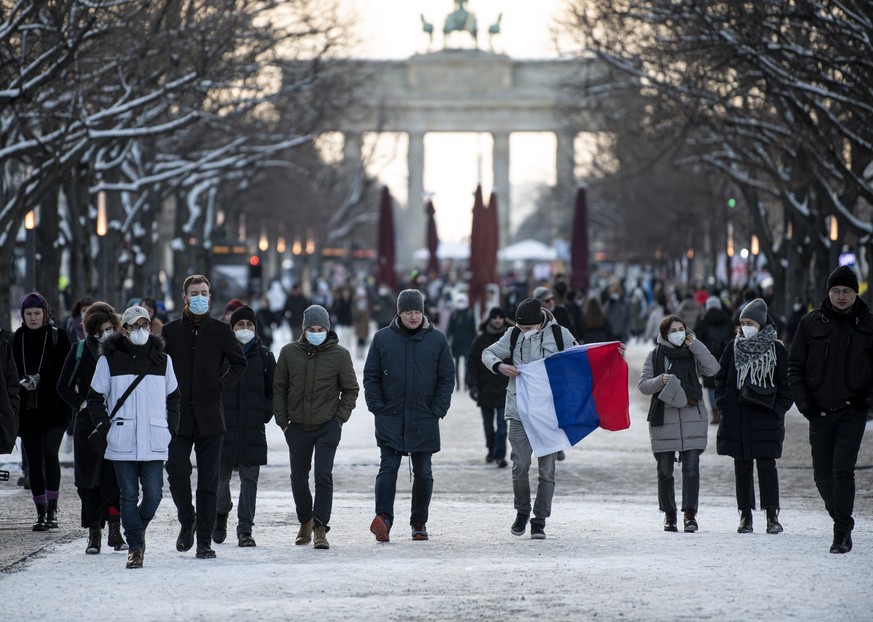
left=0, top=263, right=871, bottom=569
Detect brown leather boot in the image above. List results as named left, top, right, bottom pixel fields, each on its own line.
left=295, top=519, right=313, bottom=545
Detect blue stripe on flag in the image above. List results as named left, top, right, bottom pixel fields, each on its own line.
left=544, top=349, right=600, bottom=445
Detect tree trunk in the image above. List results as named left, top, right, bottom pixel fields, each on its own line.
left=36, top=187, right=62, bottom=317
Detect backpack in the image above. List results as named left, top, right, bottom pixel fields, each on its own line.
left=507, top=324, right=565, bottom=363
left=66, top=339, right=87, bottom=387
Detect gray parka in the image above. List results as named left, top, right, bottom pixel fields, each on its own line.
left=638, top=336, right=719, bottom=454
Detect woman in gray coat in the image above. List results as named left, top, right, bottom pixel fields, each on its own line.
left=639, top=314, right=719, bottom=533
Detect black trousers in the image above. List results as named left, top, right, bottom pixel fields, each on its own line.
left=734, top=457, right=778, bottom=511
left=808, top=408, right=867, bottom=533
left=77, top=463, right=121, bottom=528
left=166, top=433, right=223, bottom=546
left=285, top=420, right=342, bottom=527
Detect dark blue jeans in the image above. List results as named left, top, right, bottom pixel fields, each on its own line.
left=114, top=460, right=163, bottom=550
left=285, top=420, right=342, bottom=527
left=375, top=447, right=433, bottom=526
left=809, top=408, right=867, bottom=532
left=480, top=407, right=507, bottom=461
left=655, top=449, right=701, bottom=513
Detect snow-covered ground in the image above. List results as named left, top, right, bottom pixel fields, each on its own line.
left=1, top=332, right=871, bottom=621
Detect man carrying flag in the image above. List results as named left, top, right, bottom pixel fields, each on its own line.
left=481, top=298, right=578, bottom=540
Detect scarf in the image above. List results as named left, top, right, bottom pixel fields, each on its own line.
left=647, top=344, right=703, bottom=426
left=733, top=323, right=777, bottom=389
left=183, top=305, right=207, bottom=328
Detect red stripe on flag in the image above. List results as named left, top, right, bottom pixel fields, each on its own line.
left=584, top=342, right=630, bottom=431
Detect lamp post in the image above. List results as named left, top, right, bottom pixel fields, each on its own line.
left=24, top=210, right=36, bottom=293
left=750, top=234, right=760, bottom=286
left=96, top=188, right=108, bottom=300
left=827, top=215, right=840, bottom=269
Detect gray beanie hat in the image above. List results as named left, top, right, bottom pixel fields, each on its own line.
left=739, top=298, right=768, bottom=326
left=397, top=289, right=424, bottom=313
left=302, top=305, right=330, bottom=331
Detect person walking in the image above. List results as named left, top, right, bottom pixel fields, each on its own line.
left=695, top=296, right=734, bottom=424
left=274, top=305, right=358, bottom=550
left=788, top=266, right=873, bottom=554
left=57, top=302, right=128, bottom=554
left=13, top=293, right=72, bottom=532
left=87, top=305, right=181, bottom=569
left=446, top=293, right=477, bottom=391
left=481, top=298, right=578, bottom=540
left=0, top=329, right=19, bottom=457
left=213, top=306, right=276, bottom=548
left=466, top=307, right=511, bottom=468
left=715, top=298, right=793, bottom=535
left=638, top=314, right=720, bottom=533
left=163, top=275, right=247, bottom=560
left=363, top=289, right=454, bottom=543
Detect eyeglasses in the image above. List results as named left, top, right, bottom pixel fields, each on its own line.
left=130, top=323, right=151, bottom=331
left=829, top=288, right=855, bottom=296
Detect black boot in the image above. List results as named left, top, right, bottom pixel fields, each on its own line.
left=107, top=520, right=128, bottom=551
left=765, top=508, right=783, bottom=534
left=33, top=504, right=48, bottom=532
left=86, top=525, right=102, bottom=554
left=46, top=499, right=59, bottom=529
left=213, top=512, right=229, bottom=544
left=830, top=530, right=852, bottom=554
left=737, top=509, right=753, bottom=534
left=664, top=511, right=678, bottom=532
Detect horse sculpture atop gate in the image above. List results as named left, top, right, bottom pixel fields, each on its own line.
left=442, top=0, right=478, bottom=48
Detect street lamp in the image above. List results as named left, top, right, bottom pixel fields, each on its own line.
left=828, top=215, right=839, bottom=268
left=24, top=210, right=36, bottom=293
left=97, top=188, right=108, bottom=300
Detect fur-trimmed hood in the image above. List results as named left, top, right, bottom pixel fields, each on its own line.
left=100, top=332, right=167, bottom=363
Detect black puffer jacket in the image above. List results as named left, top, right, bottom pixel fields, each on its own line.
left=466, top=319, right=510, bottom=409
left=221, top=338, right=275, bottom=466
left=788, top=296, right=873, bottom=417
left=715, top=337, right=792, bottom=459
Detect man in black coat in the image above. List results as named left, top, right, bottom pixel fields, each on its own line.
left=0, top=334, right=19, bottom=456
left=466, top=307, right=511, bottom=468
left=163, top=275, right=247, bottom=559
left=788, top=265, right=873, bottom=554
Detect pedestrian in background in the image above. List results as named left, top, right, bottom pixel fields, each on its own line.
left=87, top=306, right=180, bottom=569
left=446, top=292, right=477, bottom=391
left=57, top=302, right=127, bottom=554
left=0, top=328, right=19, bottom=457
left=214, top=305, right=275, bottom=548
left=466, top=307, right=511, bottom=468
left=694, top=296, right=733, bottom=424
left=364, top=289, right=454, bottom=543
left=163, top=275, right=247, bottom=560
left=715, top=298, right=792, bottom=535
left=639, top=314, right=719, bottom=533
left=13, top=292, right=72, bottom=532
left=275, top=305, right=358, bottom=550
left=788, top=266, right=873, bottom=554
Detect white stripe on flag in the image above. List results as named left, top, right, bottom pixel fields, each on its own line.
left=516, top=357, right=571, bottom=458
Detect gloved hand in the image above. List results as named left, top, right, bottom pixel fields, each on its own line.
left=469, top=387, right=479, bottom=401
left=20, top=374, right=40, bottom=391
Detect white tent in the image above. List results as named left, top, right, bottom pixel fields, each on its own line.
left=497, top=238, right=557, bottom=262
left=412, top=241, right=470, bottom=261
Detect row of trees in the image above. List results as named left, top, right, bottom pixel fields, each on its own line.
left=550, top=0, right=872, bottom=312
left=1, top=0, right=379, bottom=327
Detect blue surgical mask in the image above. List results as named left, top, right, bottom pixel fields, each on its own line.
left=306, top=331, right=327, bottom=346
left=188, top=295, right=209, bottom=315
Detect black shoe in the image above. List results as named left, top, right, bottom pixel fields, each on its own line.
left=33, top=504, right=48, bottom=532
left=737, top=509, right=753, bottom=534
left=766, top=508, right=783, bottom=535
left=556, top=451, right=566, bottom=461
left=510, top=514, right=529, bottom=536
left=46, top=499, right=59, bottom=529
left=126, top=548, right=144, bottom=569
left=195, top=544, right=217, bottom=559
left=176, top=518, right=196, bottom=552
left=664, top=512, right=678, bottom=532
left=86, top=526, right=102, bottom=554
left=530, top=520, right=546, bottom=540
left=485, top=451, right=495, bottom=463
left=683, top=509, right=698, bottom=533
left=496, top=459, right=508, bottom=468
left=830, top=531, right=852, bottom=554
left=107, top=520, right=128, bottom=551
left=213, top=513, right=228, bottom=544
left=411, top=523, right=429, bottom=541
left=238, top=533, right=256, bottom=547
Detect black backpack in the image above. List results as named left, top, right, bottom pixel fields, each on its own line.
left=507, top=324, right=565, bottom=363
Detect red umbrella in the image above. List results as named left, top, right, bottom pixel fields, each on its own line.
left=468, top=185, right=486, bottom=313
left=570, top=185, right=590, bottom=293
left=425, top=199, right=439, bottom=275
left=376, top=186, right=397, bottom=290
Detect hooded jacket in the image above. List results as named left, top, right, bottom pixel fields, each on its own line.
left=480, top=309, right=577, bottom=422
left=363, top=315, right=454, bottom=453
left=87, top=334, right=181, bottom=462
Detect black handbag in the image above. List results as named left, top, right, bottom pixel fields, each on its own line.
left=739, top=383, right=777, bottom=410
left=88, top=373, right=147, bottom=454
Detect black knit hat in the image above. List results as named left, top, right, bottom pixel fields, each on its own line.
left=397, top=289, right=424, bottom=313
left=229, top=305, right=256, bottom=328
left=827, top=265, right=859, bottom=293
left=488, top=306, right=506, bottom=320
left=515, top=298, right=543, bottom=326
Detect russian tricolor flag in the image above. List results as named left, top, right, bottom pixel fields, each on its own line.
left=516, top=342, right=630, bottom=457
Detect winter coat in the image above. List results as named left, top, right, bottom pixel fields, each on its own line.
left=638, top=337, right=719, bottom=454
left=466, top=321, right=511, bottom=409
left=677, top=298, right=703, bottom=330
left=87, top=334, right=181, bottom=462
left=0, top=338, right=19, bottom=454
left=788, top=296, right=873, bottom=417
left=274, top=332, right=358, bottom=431
left=221, top=338, right=276, bottom=466
left=13, top=325, right=72, bottom=437
left=481, top=309, right=577, bottom=422
left=162, top=313, right=247, bottom=439
left=605, top=297, right=631, bottom=342
left=363, top=316, right=454, bottom=453
left=694, top=307, right=734, bottom=389
left=446, top=308, right=477, bottom=358
left=57, top=337, right=108, bottom=488
left=715, top=338, right=792, bottom=460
